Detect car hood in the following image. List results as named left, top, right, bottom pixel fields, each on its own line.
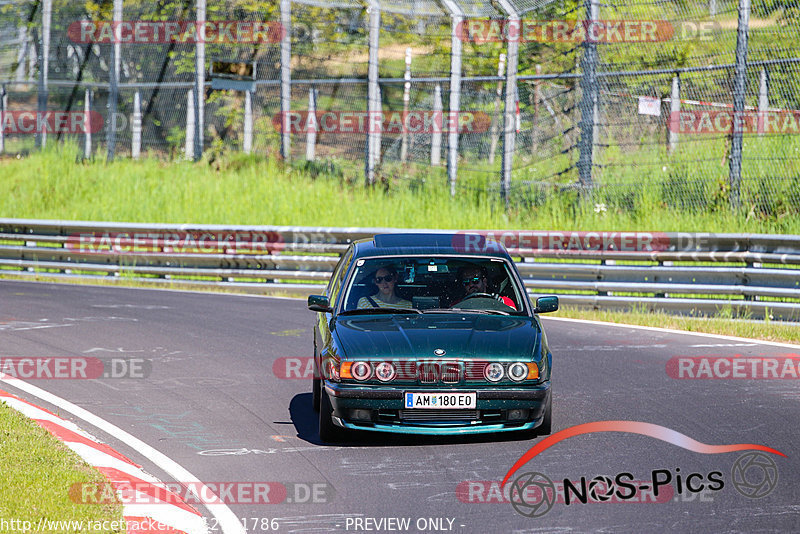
left=332, top=314, right=540, bottom=360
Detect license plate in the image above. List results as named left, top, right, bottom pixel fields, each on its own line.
left=405, top=392, right=476, bottom=409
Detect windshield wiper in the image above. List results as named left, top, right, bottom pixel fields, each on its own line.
left=339, top=307, right=422, bottom=315
left=422, top=308, right=510, bottom=316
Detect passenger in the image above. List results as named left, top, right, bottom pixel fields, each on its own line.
left=357, top=267, right=413, bottom=309
left=454, top=265, right=516, bottom=310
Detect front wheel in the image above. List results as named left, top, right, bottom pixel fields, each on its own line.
left=318, top=391, right=346, bottom=443
left=537, top=395, right=552, bottom=436
left=312, top=360, right=321, bottom=412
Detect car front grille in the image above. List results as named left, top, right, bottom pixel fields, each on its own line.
left=416, top=361, right=461, bottom=384
left=398, top=409, right=480, bottom=422
left=418, top=362, right=439, bottom=383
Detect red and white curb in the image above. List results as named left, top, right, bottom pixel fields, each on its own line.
left=0, top=389, right=208, bottom=534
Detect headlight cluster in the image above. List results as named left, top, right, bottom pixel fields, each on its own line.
left=341, top=361, right=397, bottom=382
left=483, top=361, right=539, bottom=382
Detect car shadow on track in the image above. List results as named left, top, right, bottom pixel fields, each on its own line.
left=289, top=393, right=543, bottom=448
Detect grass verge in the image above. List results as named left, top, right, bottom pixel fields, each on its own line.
left=1, top=144, right=799, bottom=234
left=554, top=307, right=800, bottom=345
left=0, top=400, right=123, bottom=532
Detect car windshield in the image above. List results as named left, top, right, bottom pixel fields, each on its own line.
left=339, top=256, right=526, bottom=315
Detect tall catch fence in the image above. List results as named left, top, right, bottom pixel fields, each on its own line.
left=0, top=0, right=798, bottom=212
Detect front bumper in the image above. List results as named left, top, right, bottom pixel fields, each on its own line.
left=323, top=381, right=551, bottom=435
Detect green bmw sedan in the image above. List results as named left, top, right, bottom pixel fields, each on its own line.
left=308, top=233, right=557, bottom=442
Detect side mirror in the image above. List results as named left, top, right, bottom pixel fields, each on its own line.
left=307, top=295, right=332, bottom=313
left=534, top=296, right=559, bottom=314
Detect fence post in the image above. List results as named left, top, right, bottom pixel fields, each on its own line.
left=107, top=0, right=122, bottom=160
left=280, top=0, right=291, bottom=161
left=578, top=0, right=599, bottom=191
left=0, top=85, right=6, bottom=154
left=365, top=1, right=381, bottom=186
left=431, top=84, right=442, bottom=166
left=729, top=0, right=750, bottom=210
left=185, top=89, right=194, bottom=160
left=489, top=53, right=506, bottom=165
left=496, top=1, right=519, bottom=208
left=757, top=68, right=768, bottom=135
left=400, top=47, right=412, bottom=163
left=36, top=0, right=51, bottom=149
left=305, top=87, right=317, bottom=161
left=669, top=74, right=680, bottom=152
left=531, top=64, right=542, bottom=152
left=84, top=89, right=92, bottom=159
left=15, top=27, right=28, bottom=82
left=193, top=0, right=206, bottom=161
left=243, top=88, right=253, bottom=154
left=445, top=6, right=464, bottom=197
left=132, top=90, right=142, bottom=159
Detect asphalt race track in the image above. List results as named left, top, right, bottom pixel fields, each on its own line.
left=2, top=279, right=799, bottom=533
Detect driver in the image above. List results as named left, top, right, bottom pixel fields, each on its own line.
left=454, top=265, right=516, bottom=310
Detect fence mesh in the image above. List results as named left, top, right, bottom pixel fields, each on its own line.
left=0, top=0, right=798, bottom=213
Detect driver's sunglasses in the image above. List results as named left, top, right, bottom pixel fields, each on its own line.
left=461, top=276, right=483, bottom=286
left=374, top=274, right=395, bottom=284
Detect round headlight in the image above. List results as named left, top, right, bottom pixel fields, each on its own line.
left=374, top=362, right=396, bottom=382
left=351, top=361, right=372, bottom=381
left=484, top=362, right=504, bottom=382
left=508, top=362, right=528, bottom=381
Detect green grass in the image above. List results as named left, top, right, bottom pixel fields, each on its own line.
left=1, top=143, right=799, bottom=234
left=556, top=306, right=800, bottom=345
left=0, top=401, right=123, bottom=532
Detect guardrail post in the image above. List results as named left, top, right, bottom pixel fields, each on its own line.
left=729, top=0, right=750, bottom=210
left=669, top=74, right=680, bottom=152
left=431, top=84, right=442, bottom=166
left=185, top=89, right=195, bottom=160
left=305, top=87, right=317, bottom=161
left=757, top=68, right=768, bottom=135
left=84, top=89, right=92, bottom=159
left=365, top=1, right=381, bottom=186
left=193, top=0, right=206, bottom=161
left=244, top=88, right=253, bottom=154
left=280, top=0, right=292, bottom=161
left=107, top=0, right=122, bottom=161
left=132, top=90, right=142, bottom=159
left=35, top=0, right=51, bottom=150
left=401, top=47, right=412, bottom=163
left=0, top=84, right=6, bottom=154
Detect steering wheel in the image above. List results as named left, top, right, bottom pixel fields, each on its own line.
left=460, top=292, right=496, bottom=302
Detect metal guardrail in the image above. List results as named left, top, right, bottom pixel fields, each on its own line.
left=1, top=219, right=799, bottom=321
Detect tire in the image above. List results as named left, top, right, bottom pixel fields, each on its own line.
left=312, top=360, right=321, bottom=412
left=318, top=391, right=346, bottom=443
left=537, top=394, right=552, bottom=436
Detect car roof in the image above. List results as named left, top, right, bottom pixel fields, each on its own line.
left=350, top=233, right=513, bottom=260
